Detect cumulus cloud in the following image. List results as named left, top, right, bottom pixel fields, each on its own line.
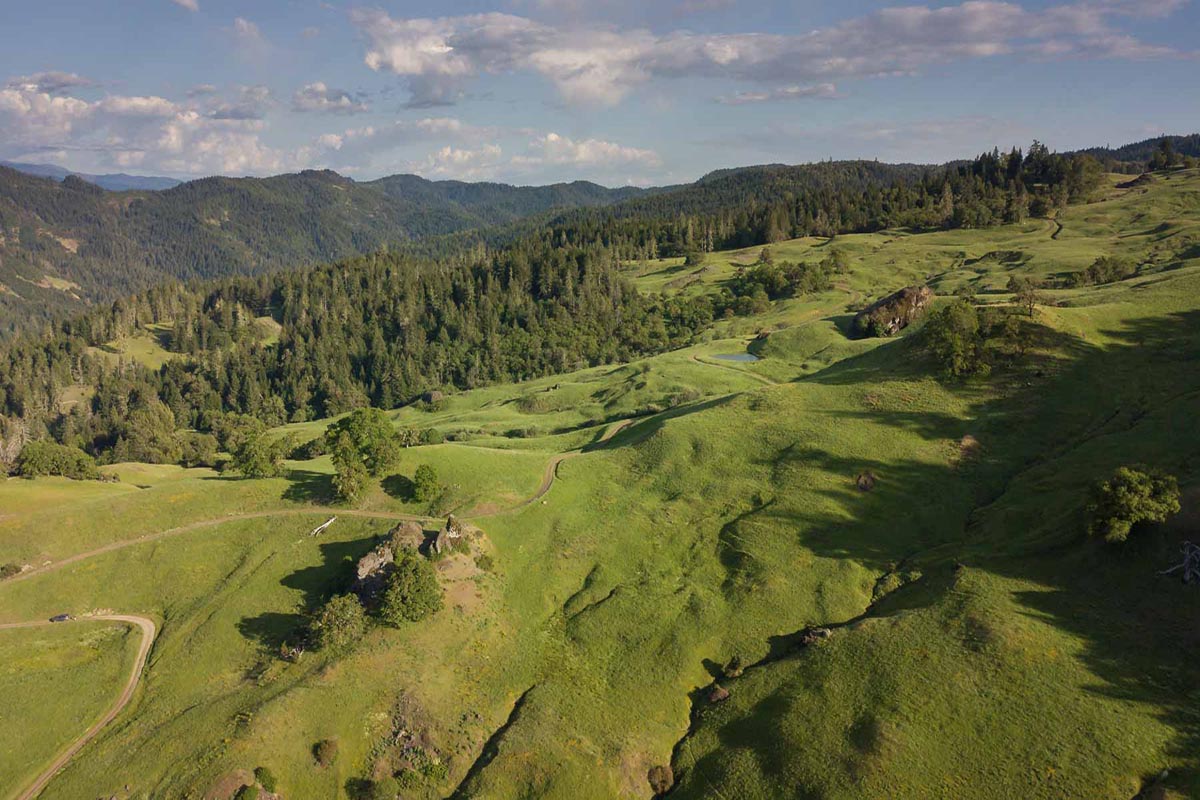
left=171, top=0, right=199, bottom=11
left=513, top=132, right=661, bottom=168
left=350, top=1, right=1190, bottom=107
left=0, top=78, right=296, bottom=176
left=208, top=85, right=273, bottom=120
left=5, top=72, right=95, bottom=95
left=292, top=82, right=369, bottom=114
left=716, top=83, right=840, bottom=105
left=229, top=17, right=269, bottom=56
left=411, top=144, right=504, bottom=178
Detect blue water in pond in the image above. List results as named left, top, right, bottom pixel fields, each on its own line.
left=713, top=352, right=760, bottom=362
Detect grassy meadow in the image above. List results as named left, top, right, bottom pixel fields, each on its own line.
left=1, top=170, right=1199, bottom=799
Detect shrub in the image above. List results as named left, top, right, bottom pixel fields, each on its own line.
left=310, top=594, right=367, bottom=652
left=177, top=431, right=218, bottom=468
left=253, top=766, right=277, bottom=793
left=412, top=464, right=440, bottom=502
left=16, top=441, right=100, bottom=480
left=420, top=428, right=444, bottom=445
left=923, top=300, right=988, bottom=378
left=233, top=785, right=260, bottom=800
left=313, top=738, right=339, bottom=767
left=331, top=439, right=370, bottom=504
left=290, top=436, right=327, bottom=460
left=648, top=764, right=674, bottom=795
left=379, top=552, right=443, bottom=626
left=1, top=563, right=21, bottom=580
left=474, top=553, right=495, bottom=572
left=722, top=655, right=744, bottom=678
left=1087, top=466, right=1180, bottom=543
left=230, top=432, right=290, bottom=478
left=368, top=776, right=400, bottom=800
left=1064, top=255, right=1137, bottom=287
left=324, top=408, right=402, bottom=477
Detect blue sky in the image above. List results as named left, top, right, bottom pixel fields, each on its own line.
left=0, top=0, right=1196, bottom=185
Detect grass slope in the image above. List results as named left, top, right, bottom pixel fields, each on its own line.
left=0, top=170, right=1198, bottom=799
left=0, top=621, right=137, bottom=798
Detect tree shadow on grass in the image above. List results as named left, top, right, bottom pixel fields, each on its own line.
left=673, top=308, right=1200, bottom=795
left=237, top=611, right=307, bottom=651
left=237, top=534, right=382, bottom=650
left=382, top=473, right=416, bottom=502
left=282, top=468, right=335, bottom=504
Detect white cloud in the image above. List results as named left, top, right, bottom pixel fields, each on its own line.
left=292, top=82, right=369, bottom=114
left=514, top=132, right=661, bottom=168
left=716, top=83, right=839, bottom=105
left=350, top=2, right=1191, bottom=107
left=0, top=79, right=296, bottom=177
left=171, top=0, right=199, bottom=11
left=233, top=17, right=262, bottom=41
left=229, top=17, right=269, bottom=56
left=5, top=72, right=95, bottom=95
left=412, top=144, right=504, bottom=178
left=208, top=85, right=273, bottom=120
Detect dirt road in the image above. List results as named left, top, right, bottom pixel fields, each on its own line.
left=0, top=614, right=156, bottom=800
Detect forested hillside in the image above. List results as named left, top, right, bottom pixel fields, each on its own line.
left=473, top=142, right=1109, bottom=261
left=1074, top=134, right=1200, bottom=172
left=1, top=137, right=1190, bottom=335
left=0, top=141, right=1127, bottom=466
left=0, top=167, right=644, bottom=333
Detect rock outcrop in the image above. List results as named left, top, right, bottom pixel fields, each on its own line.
left=388, top=521, right=425, bottom=554
left=853, top=285, right=933, bottom=338
left=434, top=514, right=466, bottom=554
left=353, top=544, right=394, bottom=600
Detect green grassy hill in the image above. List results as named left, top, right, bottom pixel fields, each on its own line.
left=1, top=170, right=1198, bottom=799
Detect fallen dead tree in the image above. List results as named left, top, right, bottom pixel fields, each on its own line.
left=309, top=517, right=336, bottom=537
left=1159, top=541, right=1200, bottom=583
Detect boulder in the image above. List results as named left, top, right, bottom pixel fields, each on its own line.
left=799, top=627, right=833, bottom=646
left=708, top=684, right=730, bottom=703
left=433, top=528, right=451, bottom=555
left=853, top=285, right=933, bottom=338
left=353, top=544, right=394, bottom=599
left=388, top=521, right=425, bottom=554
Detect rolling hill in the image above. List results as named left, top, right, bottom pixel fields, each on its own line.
left=1, top=167, right=1198, bottom=799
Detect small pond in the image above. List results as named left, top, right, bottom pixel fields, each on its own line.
left=712, top=352, right=760, bottom=363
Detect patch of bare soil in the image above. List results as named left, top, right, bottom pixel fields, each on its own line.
left=204, top=769, right=253, bottom=799
left=437, top=528, right=491, bottom=613
left=956, top=434, right=982, bottom=464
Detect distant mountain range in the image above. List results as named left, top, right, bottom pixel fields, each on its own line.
left=0, top=161, right=184, bottom=191
left=1, top=133, right=1195, bottom=335
left=0, top=165, right=654, bottom=333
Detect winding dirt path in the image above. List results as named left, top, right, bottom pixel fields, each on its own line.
left=6, top=507, right=431, bottom=587
left=0, top=614, right=156, bottom=800
left=471, top=418, right=635, bottom=517
left=0, top=418, right=639, bottom=795
left=690, top=353, right=779, bottom=385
